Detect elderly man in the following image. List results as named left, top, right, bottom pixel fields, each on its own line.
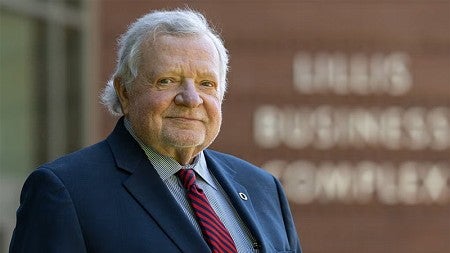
left=10, top=9, right=301, bottom=253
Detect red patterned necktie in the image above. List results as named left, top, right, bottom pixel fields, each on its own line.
left=177, top=168, right=238, bottom=253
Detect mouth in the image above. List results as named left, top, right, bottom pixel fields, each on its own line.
left=166, top=116, right=204, bottom=123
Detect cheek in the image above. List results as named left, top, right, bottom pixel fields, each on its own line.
left=132, top=94, right=173, bottom=125
left=129, top=97, right=146, bottom=117
left=130, top=91, right=155, bottom=111
left=127, top=94, right=155, bottom=124
left=208, top=101, right=223, bottom=127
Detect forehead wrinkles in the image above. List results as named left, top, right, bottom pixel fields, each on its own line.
left=141, top=35, right=220, bottom=79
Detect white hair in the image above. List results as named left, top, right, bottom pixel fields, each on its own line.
left=100, top=9, right=230, bottom=116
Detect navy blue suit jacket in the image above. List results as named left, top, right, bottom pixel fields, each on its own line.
left=10, top=118, right=301, bottom=253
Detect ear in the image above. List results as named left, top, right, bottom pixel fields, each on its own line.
left=114, top=77, right=130, bottom=115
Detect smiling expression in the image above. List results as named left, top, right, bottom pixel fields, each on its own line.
left=115, top=34, right=223, bottom=164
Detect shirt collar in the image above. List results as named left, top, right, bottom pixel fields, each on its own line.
left=124, top=118, right=217, bottom=190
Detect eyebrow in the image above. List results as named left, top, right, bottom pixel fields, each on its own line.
left=195, top=70, right=218, bottom=80
left=151, top=68, right=218, bottom=80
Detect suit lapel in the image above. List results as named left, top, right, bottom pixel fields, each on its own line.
left=122, top=160, right=210, bottom=253
left=204, top=150, right=265, bottom=250
left=107, top=119, right=210, bottom=253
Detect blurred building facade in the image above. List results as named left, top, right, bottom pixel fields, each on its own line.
left=1, top=1, right=449, bottom=252
left=0, top=0, right=94, bottom=250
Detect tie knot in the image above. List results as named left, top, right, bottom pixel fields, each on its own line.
left=177, top=168, right=196, bottom=189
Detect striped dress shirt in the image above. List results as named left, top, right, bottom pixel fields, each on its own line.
left=124, top=120, right=255, bottom=252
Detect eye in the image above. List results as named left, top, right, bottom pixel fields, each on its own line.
left=156, top=77, right=178, bottom=87
left=157, top=78, right=176, bottom=85
left=199, top=80, right=216, bottom=88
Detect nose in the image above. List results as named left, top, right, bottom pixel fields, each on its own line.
left=174, top=79, right=203, bottom=107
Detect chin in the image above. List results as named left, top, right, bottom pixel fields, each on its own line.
left=164, top=133, right=206, bottom=148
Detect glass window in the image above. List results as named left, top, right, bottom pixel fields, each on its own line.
left=0, top=0, right=85, bottom=250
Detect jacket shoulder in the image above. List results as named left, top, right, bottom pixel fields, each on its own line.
left=47, top=140, right=109, bottom=163
left=205, top=149, right=274, bottom=179
left=37, top=140, right=113, bottom=177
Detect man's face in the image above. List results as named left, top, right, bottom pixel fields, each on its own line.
left=116, top=34, right=223, bottom=163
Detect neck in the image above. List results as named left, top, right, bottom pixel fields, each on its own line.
left=156, top=146, right=201, bottom=166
